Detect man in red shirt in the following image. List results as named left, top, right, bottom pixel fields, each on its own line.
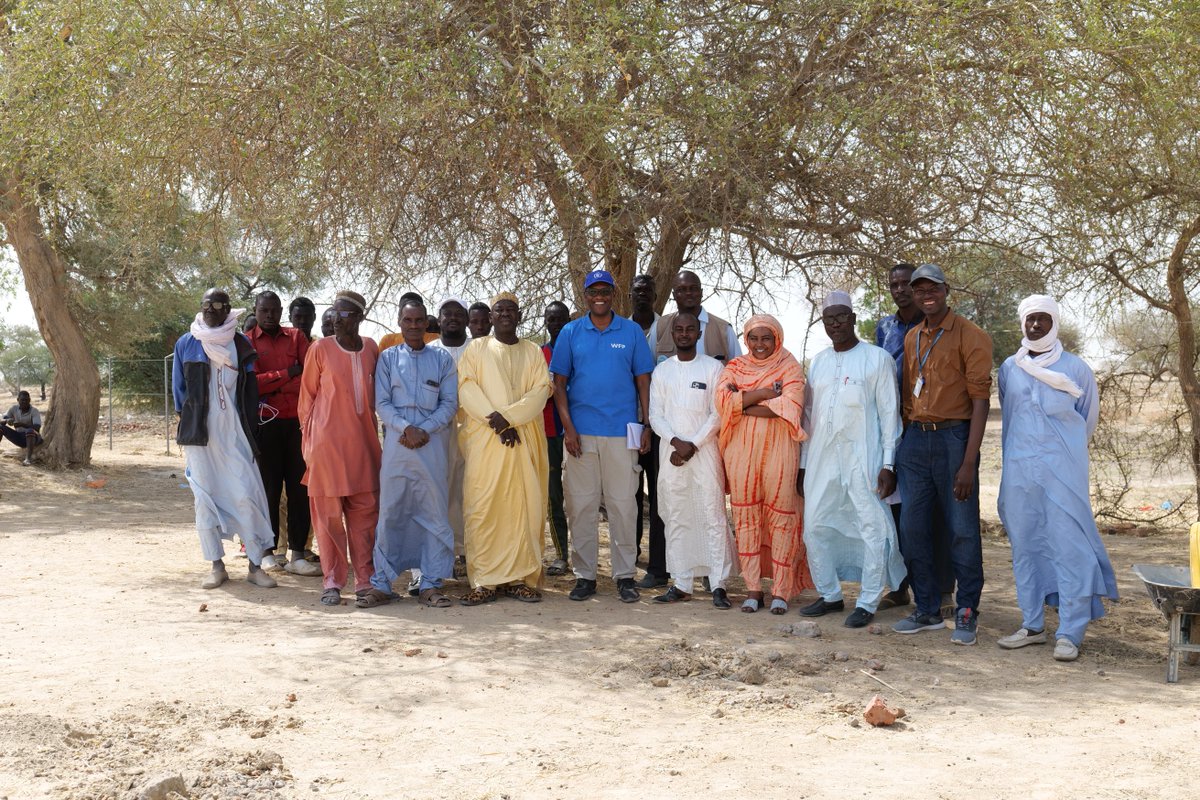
left=248, top=291, right=321, bottom=576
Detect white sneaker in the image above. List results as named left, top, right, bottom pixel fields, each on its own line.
left=1053, top=638, right=1079, bottom=662
left=285, top=557, right=322, bottom=577
left=260, top=553, right=283, bottom=571
left=246, top=569, right=278, bottom=588
left=201, top=567, right=229, bottom=590
left=997, top=628, right=1048, bottom=649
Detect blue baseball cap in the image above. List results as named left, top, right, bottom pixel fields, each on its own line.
left=583, top=269, right=615, bottom=289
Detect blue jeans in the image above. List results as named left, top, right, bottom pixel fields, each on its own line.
left=897, top=424, right=984, bottom=616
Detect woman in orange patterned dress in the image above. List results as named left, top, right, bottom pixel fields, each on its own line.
left=716, top=314, right=812, bottom=614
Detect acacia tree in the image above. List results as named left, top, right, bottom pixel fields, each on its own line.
left=13, top=1, right=1018, bottom=306
left=1, top=0, right=1038, bottom=461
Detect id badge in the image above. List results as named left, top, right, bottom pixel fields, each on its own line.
left=913, top=376, right=924, bottom=398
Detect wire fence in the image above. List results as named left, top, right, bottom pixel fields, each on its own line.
left=99, top=355, right=175, bottom=454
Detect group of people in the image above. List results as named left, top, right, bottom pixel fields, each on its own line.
left=170, top=262, right=1118, bottom=662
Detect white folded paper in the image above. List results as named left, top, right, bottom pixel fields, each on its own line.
left=626, top=422, right=645, bottom=450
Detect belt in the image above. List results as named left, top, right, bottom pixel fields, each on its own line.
left=910, top=419, right=967, bottom=432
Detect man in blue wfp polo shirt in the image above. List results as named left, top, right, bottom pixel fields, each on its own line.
left=551, top=269, right=655, bottom=603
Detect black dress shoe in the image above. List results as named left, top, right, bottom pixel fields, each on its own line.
left=653, top=586, right=692, bottom=604
left=799, top=597, right=845, bottom=617
left=844, top=607, right=874, bottom=628
left=711, top=588, right=732, bottom=610
left=569, top=578, right=597, bottom=601
left=636, top=572, right=669, bottom=589
left=617, top=578, right=641, bottom=603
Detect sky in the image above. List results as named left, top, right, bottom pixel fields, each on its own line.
left=1, top=255, right=838, bottom=361
left=1, top=251, right=1109, bottom=365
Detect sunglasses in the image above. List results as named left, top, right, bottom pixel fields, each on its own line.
left=335, top=309, right=362, bottom=319
left=822, top=312, right=853, bottom=326
left=201, top=300, right=229, bottom=311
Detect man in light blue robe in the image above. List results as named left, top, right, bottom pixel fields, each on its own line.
left=367, top=301, right=460, bottom=607
left=798, top=292, right=906, bottom=628
left=997, top=295, right=1117, bottom=662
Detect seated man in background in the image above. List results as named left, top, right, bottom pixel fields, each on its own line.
left=1, top=390, right=43, bottom=466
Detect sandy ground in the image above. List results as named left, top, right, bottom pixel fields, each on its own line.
left=1, top=422, right=1198, bottom=800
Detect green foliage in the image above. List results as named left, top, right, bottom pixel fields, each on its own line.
left=0, top=325, right=54, bottom=393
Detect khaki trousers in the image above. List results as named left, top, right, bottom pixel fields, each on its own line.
left=565, top=434, right=639, bottom=581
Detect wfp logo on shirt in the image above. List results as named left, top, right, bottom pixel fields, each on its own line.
left=610, top=343, right=627, bottom=349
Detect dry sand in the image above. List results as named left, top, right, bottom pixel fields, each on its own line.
left=0, top=424, right=1197, bottom=800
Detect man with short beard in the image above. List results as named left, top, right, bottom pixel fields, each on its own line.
left=648, top=312, right=737, bottom=610
left=652, top=270, right=741, bottom=362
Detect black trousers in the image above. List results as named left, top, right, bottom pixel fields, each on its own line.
left=255, top=416, right=311, bottom=553
left=636, top=433, right=669, bottom=579
left=546, top=434, right=569, bottom=560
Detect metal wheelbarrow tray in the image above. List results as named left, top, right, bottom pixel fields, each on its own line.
left=1131, top=564, right=1200, bottom=683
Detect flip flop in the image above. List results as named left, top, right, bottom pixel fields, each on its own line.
left=320, top=588, right=342, bottom=606
left=769, top=597, right=788, bottom=615
left=741, top=597, right=761, bottom=614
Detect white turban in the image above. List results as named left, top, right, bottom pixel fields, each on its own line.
left=1014, top=294, right=1082, bottom=398
left=190, top=307, right=246, bottom=369
left=821, top=290, right=853, bottom=312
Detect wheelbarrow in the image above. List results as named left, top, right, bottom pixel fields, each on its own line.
left=1131, top=564, right=1200, bottom=683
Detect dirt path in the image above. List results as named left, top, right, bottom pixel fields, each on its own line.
left=0, top=433, right=1196, bottom=799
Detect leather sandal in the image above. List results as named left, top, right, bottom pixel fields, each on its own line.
left=419, top=588, right=453, bottom=607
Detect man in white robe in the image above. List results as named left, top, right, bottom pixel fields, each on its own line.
left=648, top=312, right=738, bottom=609
left=798, top=291, right=905, bottom=627
left=173, top=288, right=278, bottom=590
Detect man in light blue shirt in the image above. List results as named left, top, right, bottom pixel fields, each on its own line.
left=551, top=269, right=655, bottom=603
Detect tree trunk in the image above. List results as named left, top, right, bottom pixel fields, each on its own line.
left=0, top=173, right=100, bottom=468
left=1166, top=213, right=1200, bottom=506
left=648, top=213, right=694, bottom=314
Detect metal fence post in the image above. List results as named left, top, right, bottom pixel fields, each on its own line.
left=107, top=357, right=113, bottom=450
left=163, top=354, right=172, bottom=455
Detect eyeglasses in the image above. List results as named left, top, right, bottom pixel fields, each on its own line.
left=822, top=312, right=853, bottom=326
left=911, top=285, right=945, bottom=297
left=584, top=286, right=614, bottom=297
left=201, top=300, right=228, bottom=311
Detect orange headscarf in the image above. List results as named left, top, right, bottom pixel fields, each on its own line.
left=716, top=314, right=806, bottom=449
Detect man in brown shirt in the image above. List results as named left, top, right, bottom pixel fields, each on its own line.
left=892, top=264, right=992, bottom=646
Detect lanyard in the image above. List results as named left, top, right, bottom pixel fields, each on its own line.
left=916, top=328, right=944, bottom=376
